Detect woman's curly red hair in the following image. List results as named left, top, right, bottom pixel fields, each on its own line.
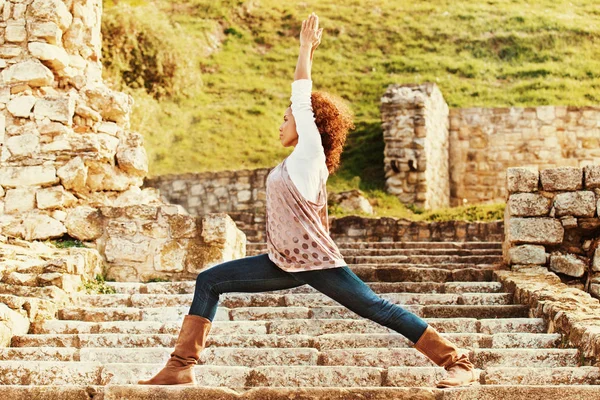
left=290, top=91, right=355, bottom=175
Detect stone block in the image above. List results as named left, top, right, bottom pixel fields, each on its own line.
left=36, top=186, right=77, bottom=210
left=57, top=156, right=88, bottom=192
left=21, top=214, right=67, bottom=240
left=553, top=191, right=596, bottom=217
left=508, top=245, right=547, bottom=265
left=507, top=167, right=539, bottom=193
left=0, top=166, right=57, bottom=188
left=507, top=193, right=551, bottom=217
left=506, top=218, right=563, bottom=245
left=560, top=216, right=578, bottom=229
left=540, top=167, right=583, bottom=191
left=584, top=165, right=600, bottom=189
left=549, top=252, right=586, bottom=277
left=6, top=96, right=36, bottom=118
left=154, top=240, right=186, bottom=272
left=1, top=59, right=54, bottom=87
left=593, top=248, right=600, bottom=272
left=4, top=188, right=36, bottom=214
left=33, top=94, right=76, bottom=125
left=104, top=237, right=150, bottom=263
left=65, top=206, right=104, bottom=241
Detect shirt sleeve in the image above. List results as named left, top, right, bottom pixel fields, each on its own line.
left=289, top=79, right=325, bottom=160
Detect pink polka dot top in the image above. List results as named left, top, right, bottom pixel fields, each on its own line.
left=265, top=156, right=347, bottom=272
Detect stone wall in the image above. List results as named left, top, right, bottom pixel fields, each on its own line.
left=450, top=106, right=600, bottom=206
left=0, top=0, right=245, bottom=282
left=144, top=166, right=270, bottom=238
left=330, top=216, right=503, bottom=243
left=503, top=166, right=600, bottom=300
left=381, top=82, right=600, bottom=209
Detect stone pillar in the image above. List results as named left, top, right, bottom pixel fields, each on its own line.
left=380, top=82, right=449, bottom=210
left=0, top=0, right=245, bottom=282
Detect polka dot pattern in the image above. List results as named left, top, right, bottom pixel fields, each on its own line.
left=265, top=157, right=346, bottom=272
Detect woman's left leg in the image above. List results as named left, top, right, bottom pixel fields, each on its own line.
left=290, top=265, right=478, bottom=388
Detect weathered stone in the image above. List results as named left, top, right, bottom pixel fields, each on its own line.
left=104, top=237, right=150, bottom=263
left=21, top=214, right=67, bottom=240
left=0, top=166, right=57, bottom=188
left=57, top=156, right=88, bottom=192
left=549, top=253, right=586, bottom=277
left=168, top=215, right=197, bottom=239
left=507, top=193, right=552, bottom=217
left=506, top=167, right=539, bottom=193
left=5, top=22, right=27, bottom=43
left=506, top=218, right=563, bottom=245
left=28, top=42, right=70, bottom=71
left=154, top=240, right=186, bottom=272
left=6, top=133, right=40, bottom=158
left=3, top=272, right=38, bottom=287
left=84, top=86, right=133, bottom=125
left=4, top=188, right=36, bottom=214
left=584, top=165, right=600, bottom=189
left=65, top=206, right=104, bottom=241
left=29, top=21, right=62, bottom=45
left=560, top=216, right=578, bottom=229
left=85, top=161, right=142, bottom=191
left=593, top=248, right=600, bottom=272
left=33, top=95, right=76, bottom=125
left=1, top=59, right=54, bottom=86
left=36, top=186, right=78, bottom=209
left=116, top=146, right=148, bottom=176
left=0, top=303, right=29, bottom=336
left=29, top=0, right=73, bottom=30
left=330, top=189, right=374, bottom=215
left=6, top=96, right=36, bottom=118
left=553, top=191, right=596, bottom=217
left=540, top=167, right=583, bottom=191
left=508, top=245, right=547, bottom=265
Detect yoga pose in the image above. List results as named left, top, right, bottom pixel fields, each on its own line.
left=138, top=12, right=478, bottom=388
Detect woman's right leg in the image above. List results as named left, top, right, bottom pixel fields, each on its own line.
left=189, top=253, right=306, bottom=320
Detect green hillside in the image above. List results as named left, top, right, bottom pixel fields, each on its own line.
left=100, top=0, right=600, bottom=220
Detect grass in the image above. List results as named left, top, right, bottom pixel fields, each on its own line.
left=100, top=0, right=600, bottom=221
left=82, top=274, right=117, bottom=294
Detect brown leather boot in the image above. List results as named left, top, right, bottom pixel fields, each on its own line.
left=138, top=314, right=212, bottom=385
left=413, top=325, right=479, bottom=388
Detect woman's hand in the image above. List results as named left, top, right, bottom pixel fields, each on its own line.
left=300, top=12, right=323, bottom=50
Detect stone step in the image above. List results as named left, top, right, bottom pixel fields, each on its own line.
left=344, top=255, right=503, bottom=265
left=11, top=332, right=561, bottom=350
left=55, top=304, right=529, bottom=322
left=0, top=347, right=579, bottom=369
left=73, top=292, right=513, bottom=308
left=105, top=280, right=506, bottom=295
left=2, top=384, right=600, bottom=400
left=247, top=241, right=503, bottom=250
left=352, top=266, right=500, bottom=282
left=31, top=317, right=547, bottom=336
left=327, top=248, right=503, bottom=256
left=246, top=248, right=504, bottom=257
left=0, top=362, right=596, bottom=386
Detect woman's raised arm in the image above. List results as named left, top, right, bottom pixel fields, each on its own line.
left=294, top=13, right=323, bottom=81
left=289, top=13, right=325, bottom=160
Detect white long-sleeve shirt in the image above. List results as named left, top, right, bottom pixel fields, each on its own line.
left=286, top=79, right=329, bottom=203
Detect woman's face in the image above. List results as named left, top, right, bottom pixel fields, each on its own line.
left=279, top=107, right=298, bottom=147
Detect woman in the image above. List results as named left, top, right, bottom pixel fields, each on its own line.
left=138, top=12, right=478, bottom=388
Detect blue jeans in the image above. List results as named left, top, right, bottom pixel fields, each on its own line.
left=189, top=253, right=429, bottom=344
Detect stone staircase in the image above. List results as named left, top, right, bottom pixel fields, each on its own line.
left=0, top=241, right=598, bottom=399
